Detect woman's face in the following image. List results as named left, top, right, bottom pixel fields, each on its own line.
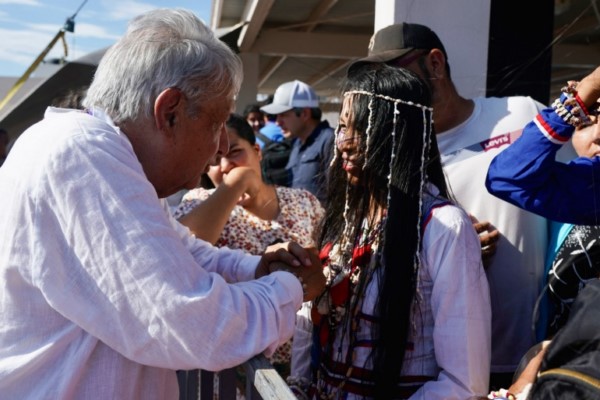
left=246, top=112, right=264, bottom=133
left=572, top=116, right=600, bottom=158
left=207, top=127, right=262, bottom=185
left=336, top=96, right=362, bottom=185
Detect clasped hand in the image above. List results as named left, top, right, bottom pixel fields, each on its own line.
left=255, top=241, right=326, bottom=302
left=470, top=214, right=500, bottom=270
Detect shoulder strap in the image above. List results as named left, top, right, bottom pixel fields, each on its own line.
left=420, top=200, right=452, bottom=233
left=255, top=131, right=274, bottom=146
left=538, top=368, right=600, bottom=391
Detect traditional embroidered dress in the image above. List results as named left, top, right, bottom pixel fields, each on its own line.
left=288, top=84, right=490, bottom=399
left=289, top=189, right=491, bottom=400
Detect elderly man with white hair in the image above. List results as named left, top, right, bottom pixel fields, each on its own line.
left=0, top=8, right=324, bottom=399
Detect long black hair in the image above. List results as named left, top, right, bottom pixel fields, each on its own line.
left=226, top=113, right=256, bottom=145
left=319, top=63, right=450, bottom=399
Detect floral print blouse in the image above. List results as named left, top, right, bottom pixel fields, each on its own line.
left=174, top=186, right=324, bottom=253
left=173, top=185, right=324, bottom=369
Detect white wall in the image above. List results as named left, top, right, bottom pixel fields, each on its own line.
left=374, top=0, right=491, bottom=99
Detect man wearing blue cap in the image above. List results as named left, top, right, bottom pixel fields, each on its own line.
left=261, top=80, right=334, bottom=205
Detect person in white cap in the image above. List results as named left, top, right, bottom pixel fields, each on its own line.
left=261, top=80, right=334, bottom=205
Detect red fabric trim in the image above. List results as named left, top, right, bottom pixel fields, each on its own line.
left=536, top=114, right=569, bottom=143
left=575, top=93, right=590, bottom=116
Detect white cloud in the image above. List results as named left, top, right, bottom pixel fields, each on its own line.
left=25, top=22, right=121, bottom=40
left=0, top=26, right=112, bottom=74
left=24, top=23, right=62, bottom=34
left=73, top=22, right=121, bottom=40
left=0, top=0, right=210, bottom=76
left=0, top=0, right=42, bottom=5
left=0, top=27, right=59, bottom=67
left=101, top=0, right=158, bottom=21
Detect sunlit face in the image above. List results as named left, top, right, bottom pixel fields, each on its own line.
left=337, top=96, right=362, bottom=185
left=207, top=126, right=262, bottom=186
left=275, top=109, right=303, bottom=138
left=572, top=114, right=600, bottom=158
left=172, top=95, right=232, bottom=193
left=246, top=111, right=264, bottom=133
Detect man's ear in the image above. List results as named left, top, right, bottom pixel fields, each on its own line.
left=428, top=48, right=447, bottom=79
left=154, top=88, right=183, bottom=131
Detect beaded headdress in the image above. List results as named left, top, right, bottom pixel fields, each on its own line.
left=303, top=85, right=436, bottom=399
left=333, top=89, right=434, bottom=275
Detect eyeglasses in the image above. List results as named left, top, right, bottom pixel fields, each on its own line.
left=388, top=49, right=428, bottom=68
left=335, top=126, right=357, bottom=148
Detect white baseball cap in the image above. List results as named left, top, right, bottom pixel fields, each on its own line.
left=260, top=80, right=319, bottom=115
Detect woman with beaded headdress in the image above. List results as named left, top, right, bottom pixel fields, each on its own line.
left=286, top=64, right=492, bottom=400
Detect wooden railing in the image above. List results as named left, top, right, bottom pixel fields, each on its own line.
left=178, top=354, right=296, bottom=400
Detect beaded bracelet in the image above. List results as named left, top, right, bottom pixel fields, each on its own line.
left=556, top=81, right=595, bottom=128
left=487, top=388, right=516, bottom=399
left=551, top=98, right=584, bottom=127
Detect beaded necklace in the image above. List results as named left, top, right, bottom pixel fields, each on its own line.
left=308, top=88, right=434, bottom=399
left=311, top=217, right=384, bottom=399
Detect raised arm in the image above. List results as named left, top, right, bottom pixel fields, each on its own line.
left=178, top=166, right=261, bottom=243
left=486, top=66, right=600, bottom=225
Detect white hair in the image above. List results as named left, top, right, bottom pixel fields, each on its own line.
left=83, top=8, right=242, bottom=124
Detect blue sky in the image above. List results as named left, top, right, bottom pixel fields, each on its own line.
left=0, top=0, right=212, bottom=77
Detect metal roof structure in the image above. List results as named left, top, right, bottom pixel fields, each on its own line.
left=211, top=0, right=375, bottom=110
left=210, top=0, right=600, bottom=105
left=2, top=0, right=598, bottom=143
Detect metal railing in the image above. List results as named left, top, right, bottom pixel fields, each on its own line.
left=178, top=354, right=296, bottom=400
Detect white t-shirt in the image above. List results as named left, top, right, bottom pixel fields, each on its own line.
left=0, top=107, right=303, bottom=399
left=436, top=96, right=576, bottom=372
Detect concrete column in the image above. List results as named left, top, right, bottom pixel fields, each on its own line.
left=374, top=0, right=554, bottom=104
left=236, top=52, right=259, bottom=114
left=486, top=0, right=554, bottom=104
left=374, top=0, right=491, bottom=99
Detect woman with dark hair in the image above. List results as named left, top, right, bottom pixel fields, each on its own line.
left=242, top=103, right=266, bottom=136
left=287, top=64, right=491, bottom=399
left=173, top=113, right=324, bottom=382
left=174, top=113, right=322, bottom=250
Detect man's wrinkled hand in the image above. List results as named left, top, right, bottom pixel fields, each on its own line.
left=255, top=243, right=326, bottom=301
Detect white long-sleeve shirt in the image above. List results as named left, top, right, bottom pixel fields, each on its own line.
left=0, top=108, right=303, bottom=399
